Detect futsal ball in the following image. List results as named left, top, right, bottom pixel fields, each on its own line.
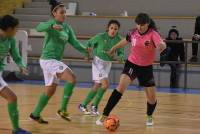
left=103, top=115, right=120, bottom=131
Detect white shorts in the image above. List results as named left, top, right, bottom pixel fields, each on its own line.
left=0, top=72, right=8, bottom=91
left=40, top=59, right=70, bottom=86
left=92, top=56, right=112, bottom=83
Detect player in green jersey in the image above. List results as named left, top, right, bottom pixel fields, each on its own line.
left=79, top=20, right=125, bottom=116
left=30, top=0, right=89, bottom=124
left=0, top=15, right=31, bottom=134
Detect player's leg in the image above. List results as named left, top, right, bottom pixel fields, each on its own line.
left=91, top=78, right=109, bottom=116
left=96, top=74, right=132, bottom=125
left=79, top=82, right=100, bottom=115
left=56, top=67, right=76, bottom=121
left=96, top=60, right=135, bottom=125
left=0, top=85, right=31, bottom=134
left=30, top=59, right=58, bottom=124
left=30, top=84, right=57, bottom=124
left=144, top=86, right=157, bottom=126
left=138, top=65, right=157, bottom=126
left=90, top=58, right=112, bottom=116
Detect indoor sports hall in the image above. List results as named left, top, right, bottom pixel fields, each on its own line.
left=0, top=0, right=200, bottom=134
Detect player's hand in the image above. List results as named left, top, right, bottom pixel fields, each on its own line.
left=107, top=48, right=115, bottom=57
left=87, top=47, right=93, bottom=53
left=20, top=68, right=29, bottom=75
left=52, top=24, right=63, bottom=31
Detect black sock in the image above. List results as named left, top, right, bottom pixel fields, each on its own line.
left=103, top=89, right=122, bottom=116
left=147, top=101, right=157, bottom=116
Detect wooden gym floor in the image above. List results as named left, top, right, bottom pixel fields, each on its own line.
left=1, top=83, right=200, bottom=134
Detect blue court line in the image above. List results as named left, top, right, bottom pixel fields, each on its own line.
left=7, top=80, right=200, bottom=95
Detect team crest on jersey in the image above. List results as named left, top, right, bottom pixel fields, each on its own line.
left=144, top=40, right=151, bottom=46
left=59, top=66, right=64, bottom=70
left=99, top=73, right=102, bottom=77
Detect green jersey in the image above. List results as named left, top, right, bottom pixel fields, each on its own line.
left=85, top=32, right=124, bottom=61
left=0, top=36, right=26, bottom=71
left=36, top=19, right=88, bottom=60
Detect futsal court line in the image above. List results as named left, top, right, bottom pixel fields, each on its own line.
left=8, top=80, right=200, bottom=95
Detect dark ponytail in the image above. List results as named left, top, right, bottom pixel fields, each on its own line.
left=149, top=18, right=157, bottom=31
left=49, top=0, right=64, bottom=13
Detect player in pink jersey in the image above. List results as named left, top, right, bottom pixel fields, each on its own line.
left=96, top=13, right=166, bottom=126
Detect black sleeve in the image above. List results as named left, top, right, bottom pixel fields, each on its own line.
left=126, top=32, right=131, bottom=42
left=178, top=38, right=185, bottom=61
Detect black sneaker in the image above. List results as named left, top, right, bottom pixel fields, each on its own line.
left=29, top=113, right=48, bottom=124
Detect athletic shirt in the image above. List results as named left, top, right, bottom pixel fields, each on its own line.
left=126, top=28, right=162, bottom=66
left=0, top=36, right=26, bottom=71
left=85, top=32, right=124, bottom=61
left=36, top=19, right=88, bottom=61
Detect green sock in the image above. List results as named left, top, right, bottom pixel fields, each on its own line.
left=32, top=93, right=50, bottom=117
left=82, top=90, right=97, bottom=106
left=60, top=82, right=75, bottom=112
left=92, top=88, right=106, bottom=107
left=8, top=102, right=19, bottom=131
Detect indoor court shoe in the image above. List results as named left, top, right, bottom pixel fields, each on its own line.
left=29, top=113, right=48, bottom=124
left=12, top=128, right=31, bottom=134
left=78, top=104, right=91, bottom=115
left=146, top=115, right=154, bottom=126
left=90, top=104, right=100, bottom=116
left=57, top=110, right=71, bottom=121
left=96, top=115, right=107, bottom=126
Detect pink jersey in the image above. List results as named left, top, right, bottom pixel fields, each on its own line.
left=126, top=28, right=162, bottom=66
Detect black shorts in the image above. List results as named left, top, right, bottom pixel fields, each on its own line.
left=122, top=60, right=155, bottom=87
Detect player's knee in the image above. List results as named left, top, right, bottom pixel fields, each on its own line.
left=116, top=85, right=126, bottom=94
left=101, top=83, right=109, bottom=89
left=45, top=84, right=57, bottom=97
left=8, top=93, right=17, bottom=103
left=93, top=83, right=101, bottom=90
left=69, top=74, right=76, bottom=84
left=147, top=95, right=156, bottom=104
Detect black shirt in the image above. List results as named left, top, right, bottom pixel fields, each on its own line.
left=166, top=38, right=185, bottom=61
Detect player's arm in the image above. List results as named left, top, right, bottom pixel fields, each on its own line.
left=10, top=38, right=28, bottom=75
left=108, top=38, right=128, bottom=56
left=85, top=35, right=99, bottom=48
left=152, top=31, right=166, bottom=53
left=116, top=47, right=125, bottom=62
left=84, top=35, right=99, bottom=53
left=68, top=26, right=88, bottom=56
left=36, top=20, right=55, bottom=32
left=159, top=41, right=166, bottom=52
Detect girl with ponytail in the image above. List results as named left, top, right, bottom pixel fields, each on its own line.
left=30, top=0, right=89, bottom=124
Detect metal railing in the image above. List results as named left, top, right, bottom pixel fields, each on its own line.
left=28, top=34, right=200, bottom=89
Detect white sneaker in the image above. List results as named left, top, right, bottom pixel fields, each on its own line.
left=78, top=104, right=91, bottom=115
left=146, top=115, right=154, bottom=126
left=90, top=105, right=100, bottom=116
left=96, top=115, right=107, bottom=126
